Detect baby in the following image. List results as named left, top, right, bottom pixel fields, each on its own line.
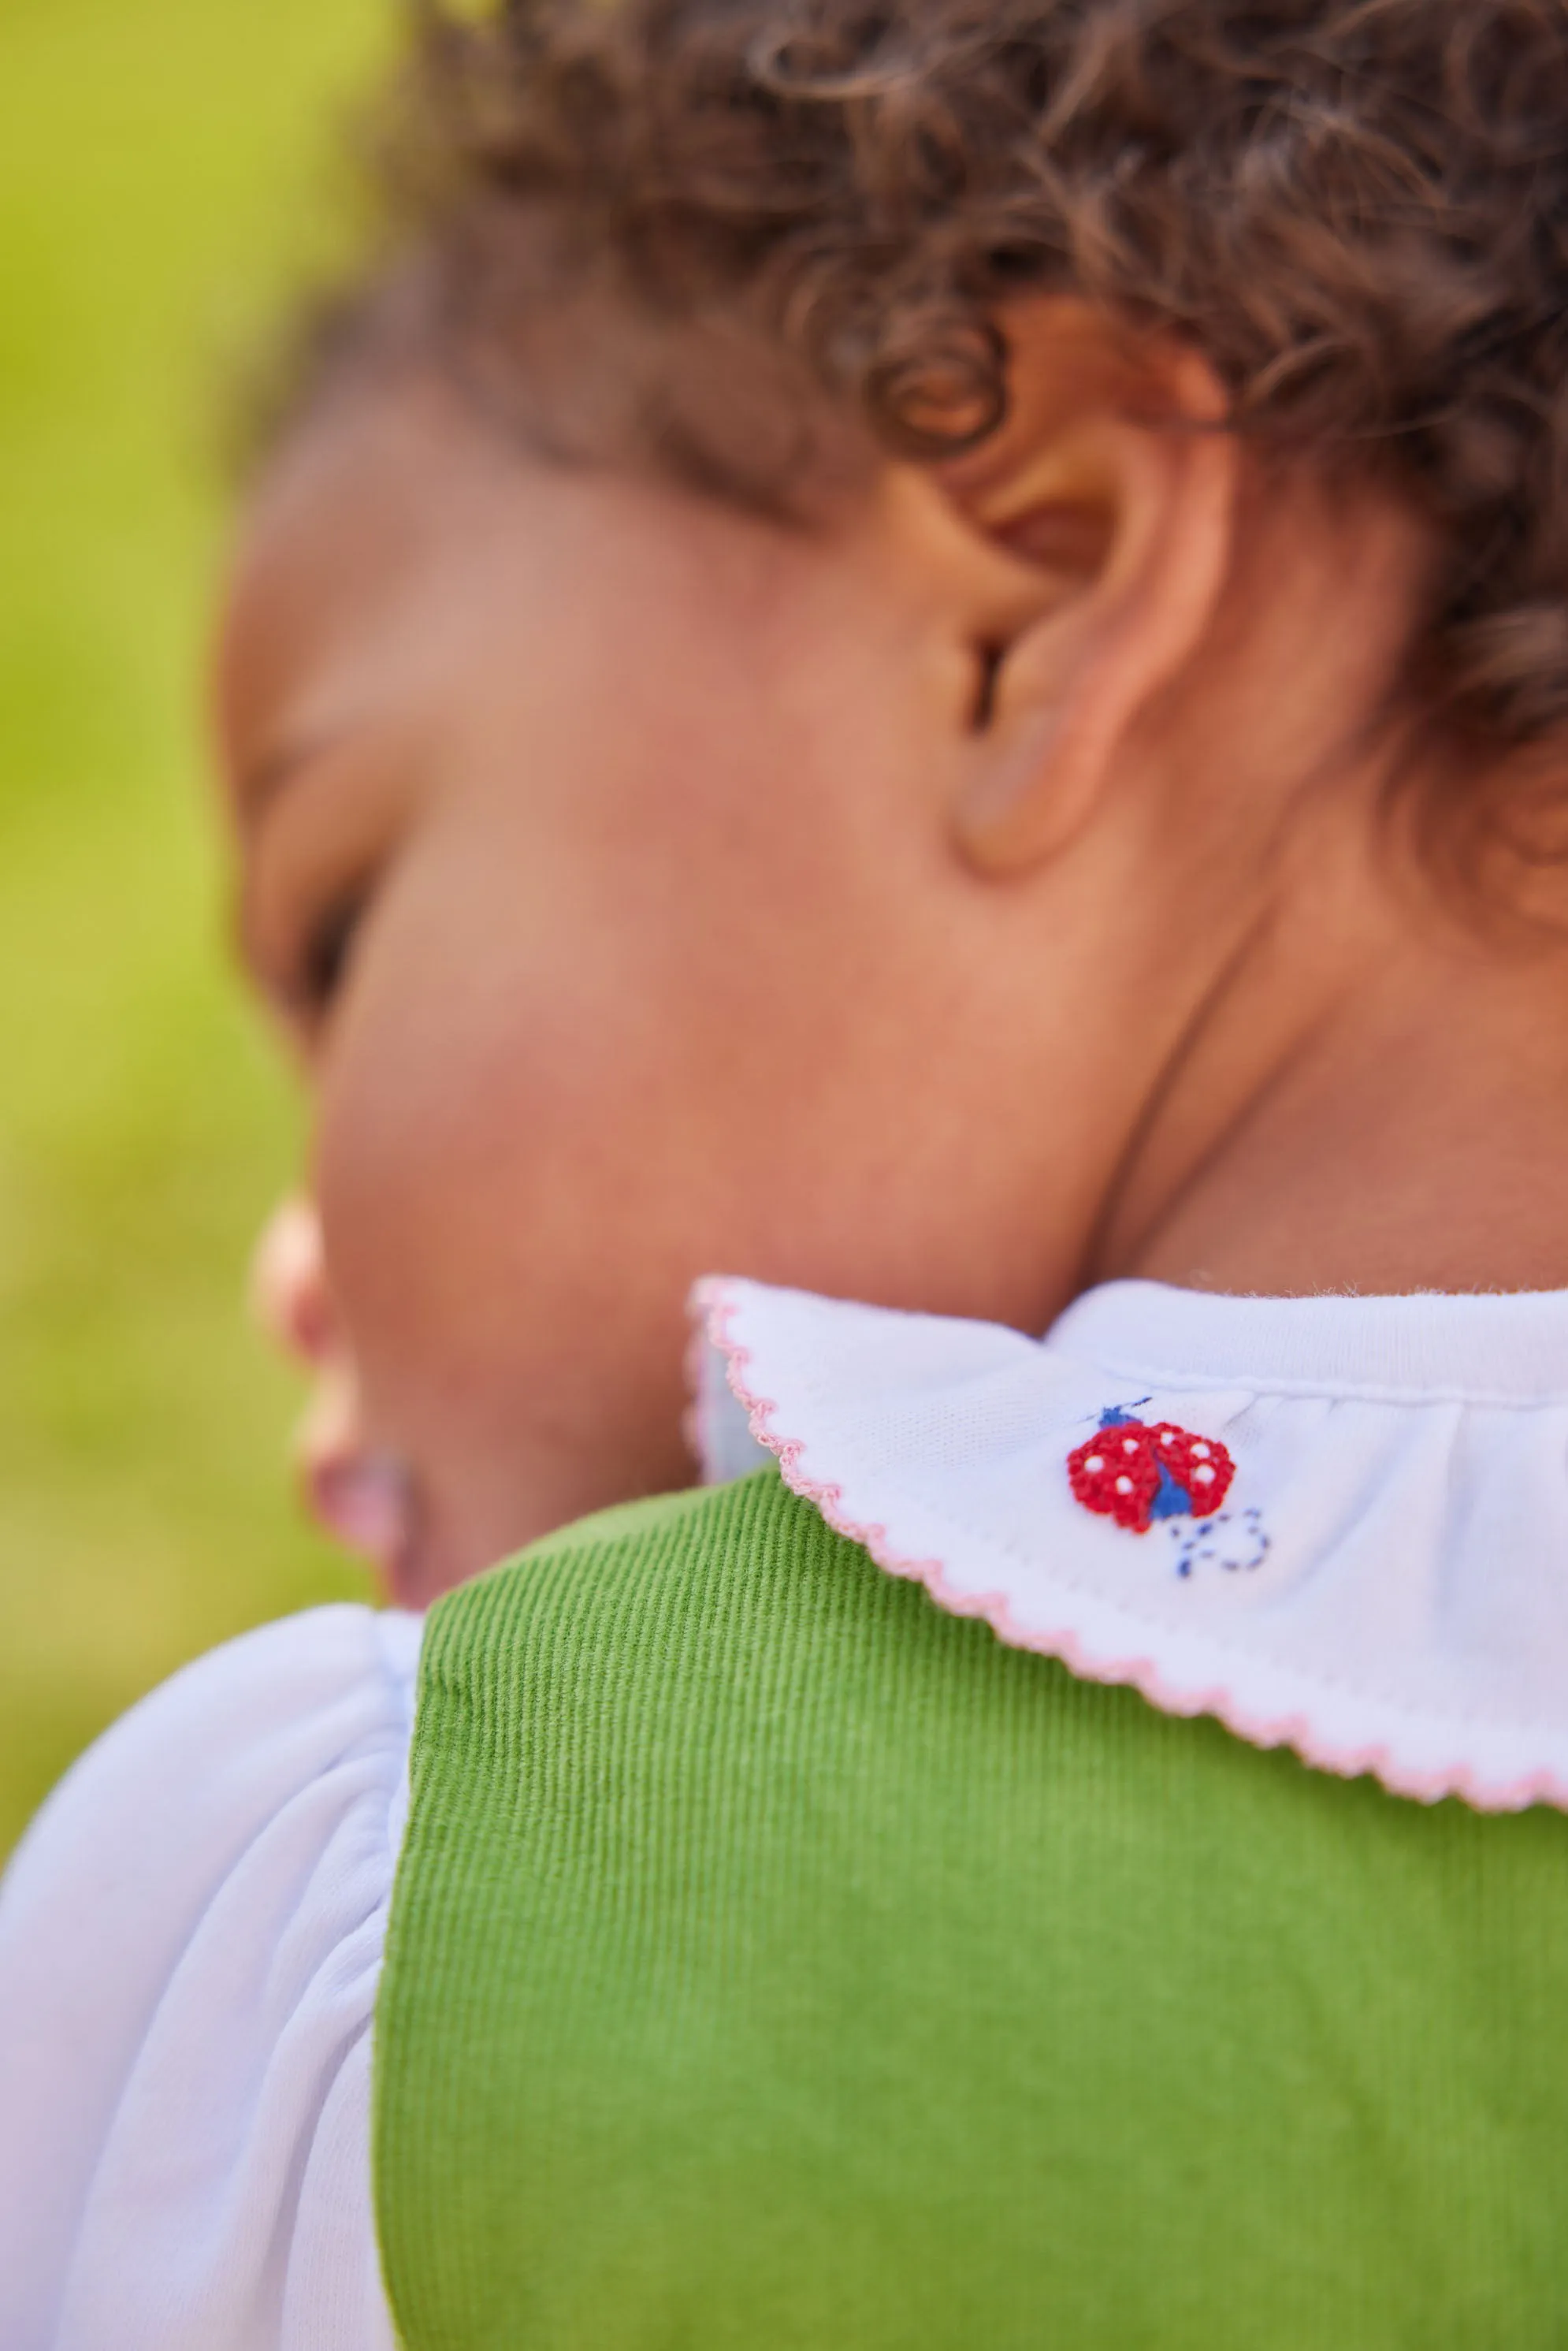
left=7, top=0, right=1568, bottom=2343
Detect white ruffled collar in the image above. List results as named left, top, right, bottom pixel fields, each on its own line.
left=690, top=1274, right=1568, bottom=1813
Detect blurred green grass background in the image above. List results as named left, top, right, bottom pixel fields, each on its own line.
left=0, top=0, right=389, bottom=1857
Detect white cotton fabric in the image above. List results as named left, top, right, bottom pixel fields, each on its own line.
left=694, top=1275, right=1568, bottom=1810
left=0, top=1602, right=418, bottom=2351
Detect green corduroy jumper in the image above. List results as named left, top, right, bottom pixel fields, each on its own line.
left=374, top=1467, right=1568, bottom=2349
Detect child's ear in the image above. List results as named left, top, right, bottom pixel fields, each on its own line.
left=931, top=307, right=1239, bottom=876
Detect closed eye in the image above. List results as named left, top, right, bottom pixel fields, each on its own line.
left=297, top=883, right=371, bottom=1019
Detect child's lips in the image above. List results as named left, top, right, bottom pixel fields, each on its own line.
left=305, top=1450, right=414, bottom=1583
left=249, top=1196, right=423, bottom=1596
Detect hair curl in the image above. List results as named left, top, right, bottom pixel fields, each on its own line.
left=267, top=0, right=1568, bottom=757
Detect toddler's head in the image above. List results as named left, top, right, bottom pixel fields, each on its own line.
left=221, top=0, right=1568, bottom=1601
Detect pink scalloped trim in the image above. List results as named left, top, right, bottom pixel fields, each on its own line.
left=693, top=1278, right=1568, bottom=1814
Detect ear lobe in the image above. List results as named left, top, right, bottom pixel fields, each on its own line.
left=952, top=376, right=1239, bottom=879
left=954, top=694, right=1113, bottom=876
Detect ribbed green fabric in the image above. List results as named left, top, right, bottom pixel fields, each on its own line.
left=374, top=1468, right=1568, bottom=2349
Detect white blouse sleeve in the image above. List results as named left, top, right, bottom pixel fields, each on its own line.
left=0, top=1602, right=422, bottom=2351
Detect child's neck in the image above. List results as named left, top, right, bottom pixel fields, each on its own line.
left=1092, top=807, right=1568, bottom=1301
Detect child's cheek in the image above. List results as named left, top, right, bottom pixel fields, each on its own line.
left=305, top=874, right=704, bottom=1585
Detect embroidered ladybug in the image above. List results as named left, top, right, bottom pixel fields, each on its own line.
left=1067, top=1406, right=1234, bottom=1534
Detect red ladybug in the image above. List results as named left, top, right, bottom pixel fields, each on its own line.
left=1067, top=1407, right=1234, bottom=1534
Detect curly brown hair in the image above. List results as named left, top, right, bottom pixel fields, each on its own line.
left=267, top=0, right=1568, bottom=759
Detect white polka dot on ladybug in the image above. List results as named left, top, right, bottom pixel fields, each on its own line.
left=1122, top=1437, right=1139, bottom=1453
left=1115, top=1475, right=1134, bottom=1494
left=1194, top=1464, right=1215, bottom=1483
left=1191, top=1442, right=1211, bottom=1458
left=1084, top=1454, right=1104, bottom=1473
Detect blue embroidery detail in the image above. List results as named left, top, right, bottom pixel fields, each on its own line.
left=1097, top=1400, right=1150, bottom=1429
left=1168, top=1506, right=1271, bottom=1579
left=1148, top=1458, right=1191, bottom=1520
